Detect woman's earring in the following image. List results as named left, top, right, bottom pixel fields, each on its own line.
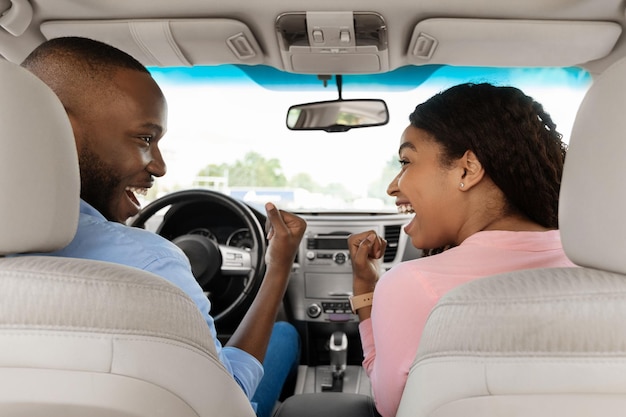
left=459, top=182, right=465, bottom=188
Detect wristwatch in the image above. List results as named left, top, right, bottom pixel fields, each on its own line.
left=349, top=292, right=374, bottom=314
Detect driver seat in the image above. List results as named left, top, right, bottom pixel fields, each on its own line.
left=396, top=57, right=626, bottom=416
left=0, top=60, right=255, bottom=416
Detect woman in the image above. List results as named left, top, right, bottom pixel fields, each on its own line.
left=348, top=83, right=575, bottom=417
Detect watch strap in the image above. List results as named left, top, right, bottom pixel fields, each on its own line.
left=349, top=292, right=374, bottom=314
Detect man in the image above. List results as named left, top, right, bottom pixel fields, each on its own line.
left=21, top=36, right=306, bottom=417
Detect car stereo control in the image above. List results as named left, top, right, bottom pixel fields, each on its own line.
left=307, top=303, right=322, bottom=318
left=333, top=252, right=348, bottom=264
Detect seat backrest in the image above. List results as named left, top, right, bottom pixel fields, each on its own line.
left=396, top=57, right=626, bottom=417
left=0, top=59, right=255, bottom=416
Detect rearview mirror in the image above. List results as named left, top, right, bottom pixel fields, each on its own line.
left=286, top=99, right=389, bottom=132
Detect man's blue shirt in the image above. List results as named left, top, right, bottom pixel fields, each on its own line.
left=37, top=199, right=263, bottom=399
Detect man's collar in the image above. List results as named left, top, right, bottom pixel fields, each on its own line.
left=79, top=199, right=106, bottom=220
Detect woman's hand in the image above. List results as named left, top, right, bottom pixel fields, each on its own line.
left=348, top=230, right=387, bottom=295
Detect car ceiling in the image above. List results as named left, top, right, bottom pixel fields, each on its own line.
left=0, top=0, right=625, bottom=78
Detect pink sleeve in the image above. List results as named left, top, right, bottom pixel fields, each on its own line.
left=360, top=263, right=439, bottom=417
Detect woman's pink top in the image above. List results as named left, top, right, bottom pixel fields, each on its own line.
left=359, top=230, right=576, bottom=417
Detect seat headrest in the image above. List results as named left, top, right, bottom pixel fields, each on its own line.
left=559, top=57, right=626, bottom=274
left=0, top=60, right=79, bottom=255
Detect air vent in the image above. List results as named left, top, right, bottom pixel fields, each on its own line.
left=383, top=225, right=401, bottom=262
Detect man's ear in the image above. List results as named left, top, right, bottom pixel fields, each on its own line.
left=457, top=150, right=485, bottom=191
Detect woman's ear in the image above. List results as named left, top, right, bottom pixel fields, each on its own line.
left=458, top=150, right=485, bottom=191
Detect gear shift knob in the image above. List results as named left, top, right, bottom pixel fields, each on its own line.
left=329, top=331, right=348, bottom=377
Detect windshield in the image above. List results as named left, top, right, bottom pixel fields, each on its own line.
left=147, top=64, right=591, bottom=213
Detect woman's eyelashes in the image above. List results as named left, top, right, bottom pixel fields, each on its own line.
left=136, top=135, right=153, bottom=146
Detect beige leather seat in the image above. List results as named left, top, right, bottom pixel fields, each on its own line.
left=396, top=56, right=626, bottom=417
left=0, top=59, right=255, bottom=416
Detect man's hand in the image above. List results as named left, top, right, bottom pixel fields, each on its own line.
left=264, top=202, right=307, bottom=268
left=226, top=203, right=306, bottom=361
left=348, top=230, right=387, bottom=294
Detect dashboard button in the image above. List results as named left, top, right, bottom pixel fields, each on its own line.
left=328, top=313, right=351, bottom=322
left=333, top=252, right=347, bottom=264
left=307, top=303, right=322, bottom=318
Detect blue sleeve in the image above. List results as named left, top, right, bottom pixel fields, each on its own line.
left=143, top=252, right=264, bottom=399
left=222, top=347, right=264, bottom=399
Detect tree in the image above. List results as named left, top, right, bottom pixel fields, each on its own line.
left=196, top=152, right=288, bottom=187
left=322, top=182, right=356, bottom=200
left=230, top=152, right=287, bottom=186
left=197, top=163, right=229, bottom=178
left=289, top=173, right=319, bottom=191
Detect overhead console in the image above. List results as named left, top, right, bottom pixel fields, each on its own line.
left=275, top=11, right=389, bottom=74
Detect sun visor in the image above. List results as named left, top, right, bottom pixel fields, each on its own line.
left=408, top=18, right=622, bottom=67
left=40, top=19, right=264, bottom=67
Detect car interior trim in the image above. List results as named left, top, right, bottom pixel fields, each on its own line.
left=408, top=18, right=622, bottom=67
left=40, top=18, right=264, bottom=67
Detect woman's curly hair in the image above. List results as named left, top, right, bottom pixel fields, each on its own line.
left=409, top=83, right=567, bottom=229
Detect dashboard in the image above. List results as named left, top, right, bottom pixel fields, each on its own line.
left=138, top=196, right=422, bottom=366
left=153, top=201, right=260, bottom=250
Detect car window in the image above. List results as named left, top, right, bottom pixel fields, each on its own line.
left=147, top=64, right=591, bottom=213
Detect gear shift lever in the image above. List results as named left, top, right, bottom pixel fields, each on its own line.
left=329, top=331, right=348, bottom=378
left=321, top=331, right=348, bottom=392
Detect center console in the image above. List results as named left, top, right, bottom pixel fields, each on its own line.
left=294, top=331, right=372, bottom=396
left=285, top=213, right=419, bottom=395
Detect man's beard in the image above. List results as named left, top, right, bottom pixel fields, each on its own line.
left=78, top=144, right=122, bottom=222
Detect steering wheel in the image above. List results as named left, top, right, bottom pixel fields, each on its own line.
left=130, top=189, right=267, bottom=324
